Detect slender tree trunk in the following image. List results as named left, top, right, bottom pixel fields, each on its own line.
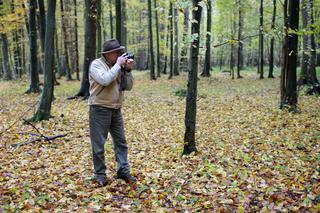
left=74, top=0, right=97, bottom=98
left=299, top=0, right=318, bottom=85
left=147, top=0, right=156, bottom=80
left=1, top=33, right=12, bottom=80
left=168, top=2, right=173, bottom=79
left=60, top=0, right=72, bottom=80
left=121, top=0, right=127, bottom=47
left=30, top=0, right=56, bottom=122
left=259, top=0, right=264, bottom=79
left=154, top=0, right=161, bottom=77
left=237, top=0, right=243, bottom=78
left=73, top=0, right=80, bottom=80
left=173, top=7, right=179, bottom=76
left=55, top=30, right=62, bottom=78
left=230, top=14, right=236, bottom=79
left=38, top=0, right=46, bottom=55
left=180, top=8, right=189, bottom=72
left=201, top=0, right=212, bottom=77
left=183, top=0, right=202, bottom=155
left=115, top=0, right=121, bottom=43
left=163, top=21, right=169, bottom=74
left=280, top=0, right=300, bottom=111
left=26, top=0, right=41, bottom=93
left=96, top=0, right=102, bottom=56
left=109, top=0, right=114, bottom=38
left=269, top=0, right=276, bottom=78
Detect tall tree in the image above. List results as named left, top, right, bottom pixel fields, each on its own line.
left=259, top=0, right=264, bottom=79
left=121, top=0, right=127, bottom=47
left=201, top=0, right=212, bottom=77
left=1, top=33, right=12, bottom=80
left=268, top=0, right=276, bottom=78
left=280, top=0, right=300, bottom=111
left=96, top=0, right=102, bottom=56
left=72, top=0, right=80, bottom=80
left=26, top=0, right=41, bottom=93
left=299, top=0, right=318, bottom=85
left=60, top=0, right=72, bottom=80
left=154, top=0, right=161, bottom=77
left=115, top=0, right=121, bottom=42
left=183, top=0, right=202, bottom=155
left=73, top=0, right=97, bottom=98
left=38, top=0, right=45, bottom=55
left=109, top=0, right=114, bottom=38
left=237, top=0, right=243, bottom=78
left=30, top=0, right=56, bottom=121
left=147, top=0, right=156, bottom=80
left=168, top=2, right=174, bottom=79
left=173, top=6, right=179, bottom=76
left=180, top=7, right=190, bottom=72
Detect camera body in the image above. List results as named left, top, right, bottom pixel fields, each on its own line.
left=124, top=52, right=134, bottom=60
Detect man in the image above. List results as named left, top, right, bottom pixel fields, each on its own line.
left=88, top=39, right=136, bottom=187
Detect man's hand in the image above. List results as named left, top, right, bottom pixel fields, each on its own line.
left=124, top=59, right=135, bottom=71
left=116, top=53, right=129, bottom=66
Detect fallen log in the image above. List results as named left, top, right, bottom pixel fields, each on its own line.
left=10, top=134, right=68, bottom=148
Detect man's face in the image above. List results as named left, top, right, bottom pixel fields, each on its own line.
left=104, top=50, right=123, bottom=65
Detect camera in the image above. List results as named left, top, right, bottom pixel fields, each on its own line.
left=124, top=52, right=134, bottom=60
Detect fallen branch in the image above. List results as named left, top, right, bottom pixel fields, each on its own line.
left=10, top=134, right=68, bottom=148
left=23, top=119, right=50, bottom=141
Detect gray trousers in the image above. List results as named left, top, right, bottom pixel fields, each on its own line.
left=89, top=105, right=130, bottom=179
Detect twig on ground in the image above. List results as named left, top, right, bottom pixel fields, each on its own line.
left=10, top=134, right=68, bottom=148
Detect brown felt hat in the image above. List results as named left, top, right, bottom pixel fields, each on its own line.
left=100, top=39, right=125, bottom=54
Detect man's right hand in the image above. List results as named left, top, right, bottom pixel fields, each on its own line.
left=116, top=53, right=129, bottom=66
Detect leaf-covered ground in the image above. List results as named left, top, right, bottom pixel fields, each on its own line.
left=0, top=71, right=319, bottom=211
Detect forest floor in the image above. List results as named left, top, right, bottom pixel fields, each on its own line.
left=0, top=70, right=319, bottom=211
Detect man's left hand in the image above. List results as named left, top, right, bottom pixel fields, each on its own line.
left=124, top=59, right=135, bottom=71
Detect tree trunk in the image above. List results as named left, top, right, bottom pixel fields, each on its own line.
left=74, top=0, right=97, bottom=98
left=180, top=8, right=189, bottom=72
left=154, top=0, right=161, bottom=77
left=115, top=0, right=121, bottom=43
left=280, top=0, right=299, bottom=111
left=96, top=0, right=102, bottom=56
left=173, top=7, right=179, bottom=76
left=60, top=0, right=72, bottom=80
left=168, top=2, right=173, bottom=79
left=26, top=0, right=41, bottom=93
left=230, top=14, right=236, bottom=79
left=259, top=0, right=264, bottom=79
left=73, top=0, right=80, bottom=80
left=148, top=0, right=156, bottom=80
left=121, top=0, right=127, bottom=47
left=38, top=0, right=46, bottom=55
left=299, top=0, right=318, bottom=85
left=163, top=21, right=169, bottom=74
left=109, top=0, right=114, bottom=38
left=201, top=0, right=212, bottom=77
left=30, top=0, right=56, bottom=122
left=268, top=0, right=276, bottom=78
left=1, top=33, right=12, bottom=80
left=183, top=0, right=202, bottom=155
left=237, top=0, right=243, bottom=78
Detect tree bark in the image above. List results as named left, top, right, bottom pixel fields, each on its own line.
left=1, top=33, right=12, bottom=80
left=72, top=0, right=80, bottom=80
left=180, top=8, right=189, bottom=72
left=38, top=0, right=45, bottom=55
left=268, top=0, right=276, bottom=78
left=115, top=0, right=121, bottom=43
left=148, top=0, right=156, bottom=80
left=74, top=0, right=97, bottom=98
left=280, top=0, right=300, bottom=111
left=237, top=0, right=243, bottom=78
left=299, top=0, right=318, bottom=85
left=201, top=0, right=212, bottom=77
left=121, top=0, right=127, bottom=47
left=26, top=0, right=41, bottom=93
left=96, top=0, right=102, bottom=56
left=173, top=7, right=179, bottom=76
left=109, top=0, right=114, bottom=38
left=60, top=0, right=72, bottom=80
left=168, top=2, right=173, bottom=79
left=183, top=0, right=202, bottom=155
left=259, top=0, right=264, bottom=79
left=30, top=0, right=56, bottom=122
left=154, top=0, right=161, bottom=77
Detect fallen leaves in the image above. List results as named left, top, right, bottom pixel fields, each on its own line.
left=0, top=72, right=319, bottom=211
